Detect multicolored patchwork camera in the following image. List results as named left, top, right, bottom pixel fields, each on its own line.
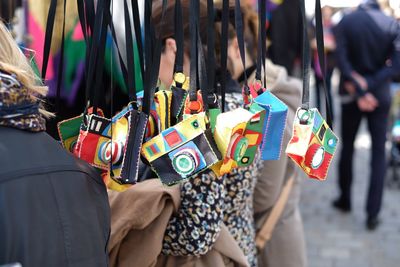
left=286, top=108, right=338, bottom=180
left=250, top=83, right=288, bottom=160
left=170, top=72, right=189, bottom=122
left=58, top=108, right=104, bottom=153
left=58, top=115, right=83, bottom=153
left=73, top=113, right=112, bottom=170
left=107, top=104, right=148, bottom=184
left=237, top=103, right=266, bottom=167
left=213, top=108, right=254, bottom=175
left=154, top=90, right=173, bottom=131
left=141, top=113, right=222, bottom=185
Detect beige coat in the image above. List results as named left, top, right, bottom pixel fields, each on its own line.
left=251, top=60, right=307, bottom=267
left=108, top=179, right=249, bottom=267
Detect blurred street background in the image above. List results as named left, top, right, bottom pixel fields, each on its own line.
left=301, top=73, right=400, bottom=267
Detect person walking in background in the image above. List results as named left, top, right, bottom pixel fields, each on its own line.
left=310, top=5, right=336, bottom=121
left=333, top=0, right=400, bottom=230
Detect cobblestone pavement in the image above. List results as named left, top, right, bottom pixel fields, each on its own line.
left=300, top=87, right=400, bottom=267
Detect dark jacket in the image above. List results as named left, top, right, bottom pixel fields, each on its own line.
left=334, top=2, right=400, bottom=103
left=0, top=127, right=110, bottom=267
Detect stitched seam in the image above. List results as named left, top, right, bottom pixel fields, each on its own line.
left=0, top=166, right=102, bottom=185
left=47, top=174, right=70, bottom=266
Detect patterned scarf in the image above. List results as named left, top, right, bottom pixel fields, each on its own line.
left=0, top=70, right=46, bottom=132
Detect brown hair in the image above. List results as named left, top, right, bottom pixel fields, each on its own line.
left=152, top=0, right=208, bottom=53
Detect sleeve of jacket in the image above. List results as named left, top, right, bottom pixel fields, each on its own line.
left=162, top=171, right=225, bottom=256
left=366, top=20, right=400, bottom=91
left=253, top=60, right=302, bottom=215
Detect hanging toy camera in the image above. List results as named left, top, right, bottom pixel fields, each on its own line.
left=286, top=0, right=339, bottom=180
left=237, top=101, right=266, bottom=167
left=58, top=107, right=104, bottom=153
left=73, top=112, right=112, bottom=170
left=286, top=108, right=338, bottom=180
left=250, top=81, right=288, bottom=161
left=107, top=103, right=148, bottom=184
left=58, top=116, right=85, bottom=153
left=213, top=108, right=254, bottom=175
left=170, top=72, right=190, bottom=122
left=141, top=113, right=222, bottom=185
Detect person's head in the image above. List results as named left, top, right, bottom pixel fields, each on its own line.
left=322, top=6, right=334, bottom=21
left=152, top=0, right=207, bottom=86
left=216, top=3, right=258, bottom=80
left=0, top=21, right=51, bottom=118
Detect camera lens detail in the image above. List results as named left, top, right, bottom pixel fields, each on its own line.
left=228, top=133, right=249, bottom=161
left=99, top=140, right=123, bottom=164
left=172, top=148, right=199, bottom=177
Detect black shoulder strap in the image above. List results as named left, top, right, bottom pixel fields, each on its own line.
left=256, top=0, right=267, bottom=87
left=174, top=0, right=184, bottom=73
left=299, top=0, right=311, bottom=111
left=219, top=0, right=229, bottom=112
left=234, top=0, right=250, bottom=100
left=189, top=0, right=208, bottom=112
left=42, top=0, right=57, bottom=81
left=206, top=0, right=216, bottom=104
left=299, top=0, right=332, bottom=128
left=142, top=0, right=168, bottom=115
left=315, top=0, right=333, bottom=127
left=87, top=0, right=109, bottom=113
left=131, top=0, right=145, bottom=81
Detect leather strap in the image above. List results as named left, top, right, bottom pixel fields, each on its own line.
left=142, top=0, right=168, bottom=115
left=206, top=0, right=216, bottom=101
left=131, top=0, right=144, bottom=80
left=41, top=0, right=57, bottom=80
left=42, top=0, right=66, bottom=111
left=315, top=0, right=333, bottom=127
left=299, top=0, right=311, bottom=111
left=299, top=0, right=333, bottom=128
left=219, top=0, right=229, bottom=112
left=174, top=0, right=184, bottom=73
left=256, top=0, right=267, bottom=87
left=255, top=173, right=296, bottom=250
left=234, top=0, right=250, bottom=101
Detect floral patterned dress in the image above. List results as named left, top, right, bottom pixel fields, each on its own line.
left=162, top=92, right=263, bottom=267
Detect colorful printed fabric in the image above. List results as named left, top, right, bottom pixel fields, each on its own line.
left=223, top=161, right=261, bottom=267
left=162, top=171, right=225, bottom=256
left=0, top=70, right=46, bottom=132
left=162, top=92, right=262, bottom=267
left=223, top=92, right=261, bottom=267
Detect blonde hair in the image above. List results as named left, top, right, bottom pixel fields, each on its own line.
left=0, top=20, right=53, bottom=118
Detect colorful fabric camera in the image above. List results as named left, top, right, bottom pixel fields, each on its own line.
left=107, top=103, right=148, bottom=184
left=141, top=113, right=221, bottom=185
left=251, top=84, right=288, bottom=160
left=213, top=108, right=253, bottom=175
left=58, top=108, right=104, bottom=153
left=286, top=108, right=338, bottom=180
left=71, top=103, right=147, bottom=186
left=73, top=113, right=112, bottom=170
left=170, top=72, right=189, bottom=122
left=58, top=115, right=84, bottom=153
left=237, top=103, right=266, bottom=167
left=154, top=90, right=173, bottom=131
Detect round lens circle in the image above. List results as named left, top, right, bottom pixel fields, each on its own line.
left=172, top=149, right=199, bottom=176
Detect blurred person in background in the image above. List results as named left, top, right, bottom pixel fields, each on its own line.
left=333, top=0, right=400, bottom=230
left=0, top=21, right=110, bottom=266
left=267, top=0, right=302, bottom=76
left=224, top=3, right=306, bottom=267
left=310, top=5, right=337, bottom=121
